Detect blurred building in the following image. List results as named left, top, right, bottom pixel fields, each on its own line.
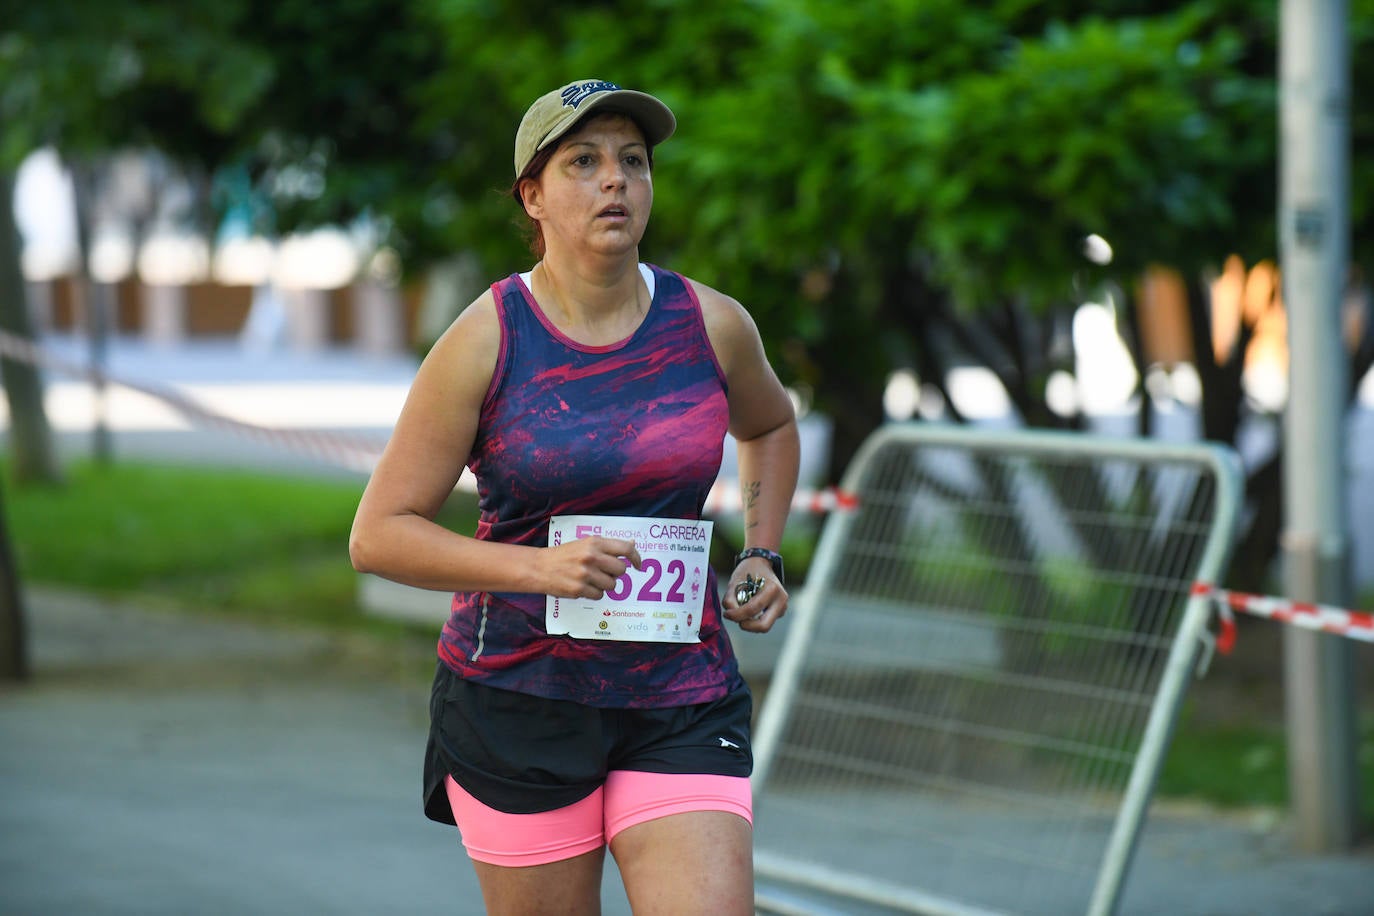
left=1137, top=258, right=1368, bottom=414
left=13, top=148, right=427, bottom=356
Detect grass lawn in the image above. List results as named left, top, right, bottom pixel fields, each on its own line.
left=3, top=458, right=1371, bottom=817
left=0, top=459, right=468, bottom=647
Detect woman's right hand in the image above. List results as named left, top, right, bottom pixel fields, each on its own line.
left=541, top=537, right=643, bottom=600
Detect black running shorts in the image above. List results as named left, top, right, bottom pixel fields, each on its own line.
left=422, top=662, right=754, bottom=824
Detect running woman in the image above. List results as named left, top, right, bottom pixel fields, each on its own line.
left=350, top=78, right=800, bottom=915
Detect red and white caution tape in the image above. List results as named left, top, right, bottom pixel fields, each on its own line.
left=1192, top=582, right=1374, bottom=653
left=0, top=329, right=389, bottom=474
left=0, top=330, right=861, bottom=513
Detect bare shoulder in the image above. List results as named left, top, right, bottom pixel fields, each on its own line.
left=437, top=286, right=500, bottom=350
left=686, top=277, right=752, bottom=332
left=415, top=287, right=501, bottom=402
left=683, top=277, right=792, bottom=437
left=684, top=277, right=761, bottom=375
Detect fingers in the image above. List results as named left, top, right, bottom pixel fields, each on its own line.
left=724, top=575, right=787, bottom=633
left=580, top=553, right=634, bottom=599
left=611, top=539, right=643, bottom=572
left=549, top=536, right=640, bottom=599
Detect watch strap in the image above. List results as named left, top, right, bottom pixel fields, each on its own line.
left=735, top=547, right=784, bottom=585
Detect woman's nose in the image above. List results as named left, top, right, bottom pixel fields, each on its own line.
left=602, top=162, right=626, bottom=189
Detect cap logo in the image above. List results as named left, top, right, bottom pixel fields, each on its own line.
left=560, top=80, right=621, bottom=109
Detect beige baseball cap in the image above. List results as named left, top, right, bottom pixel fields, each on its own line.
left=514, top=79, right=676, bottom=178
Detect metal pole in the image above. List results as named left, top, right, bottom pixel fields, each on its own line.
left=70, top=161, right=113, bottom=465
left=86, top=278, right=112, bottom=463
left=1278, top=0, right=1359, bottom=852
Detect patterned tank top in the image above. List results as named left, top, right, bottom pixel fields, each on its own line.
left=435, top=264, right=741, bottom=707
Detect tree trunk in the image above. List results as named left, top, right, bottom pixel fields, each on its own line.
left=823, top=379, right=887, bottom=488
left=0, top=171, right=52, bottom=681
left=1183, top=271, right=1246, bottom=445
left=0, top=474, right=28, bottom=681
left=0, top=173, right=61, bottom=484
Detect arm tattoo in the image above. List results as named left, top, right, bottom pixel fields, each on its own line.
left=742, top=480, right=761, bottom=531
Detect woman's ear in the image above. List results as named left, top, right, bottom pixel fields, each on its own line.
left=518, top=178, right=544, bottom=220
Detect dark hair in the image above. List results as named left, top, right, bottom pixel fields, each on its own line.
left=509, top=110, right=655, bottom=259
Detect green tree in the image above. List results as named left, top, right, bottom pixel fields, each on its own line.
left=415, top=0, right=1374, bottom=592
left=0, top=0, right=448, bottom=249
left=4, top=0, right=1370, bottom=596
left=0, top=0, right=449, bottom=669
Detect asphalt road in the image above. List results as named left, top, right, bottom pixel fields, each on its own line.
left=4, top=590, right=1373, bottom=916
left=0, top=589, right=637, bottom=916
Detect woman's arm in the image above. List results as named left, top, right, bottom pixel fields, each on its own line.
left=694, top=280, right=801, bottom=632
left=348, top=291, right=639, bottom=599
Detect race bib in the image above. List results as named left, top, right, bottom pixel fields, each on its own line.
left=546, top=515, right=713, bottom=642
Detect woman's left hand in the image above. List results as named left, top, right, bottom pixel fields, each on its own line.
left=722, top=563, right=787, bottom=633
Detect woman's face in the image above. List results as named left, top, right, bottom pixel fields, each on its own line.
left=521, top=113, right=653, bottom=260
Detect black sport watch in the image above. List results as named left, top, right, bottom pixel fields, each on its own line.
left=734, top=547, right=784, bottom=586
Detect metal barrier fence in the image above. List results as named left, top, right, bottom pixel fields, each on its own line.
left=751, top=424, right=1244, bottom=916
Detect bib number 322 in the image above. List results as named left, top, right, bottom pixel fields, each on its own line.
left=546, top=515, right=713, bottom=642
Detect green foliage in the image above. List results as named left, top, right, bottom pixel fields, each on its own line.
left=0, top=1, right=274, bottom=168
left=6, top=2, right=1361, bottom=299
left=1350, top=0, right=1374, bottom=272
left=4, top=0, right=1372, bottom=476
left=0, top=0, right=449, bottom=260
left=6, top=0, right=1366, bottom=296
left=402, top=1, right=1308, bottom=464
left=225, top=0, right=449, bottom=258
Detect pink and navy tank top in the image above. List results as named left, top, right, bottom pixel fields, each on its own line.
left=436, top=264, right=741, bottom=708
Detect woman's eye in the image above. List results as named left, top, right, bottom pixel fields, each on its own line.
left=573, top=154, right=595, bottom=167
left=624, top=155, right=644, bottom=168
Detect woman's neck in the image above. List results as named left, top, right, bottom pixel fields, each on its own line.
left=532, top=251, right=647, bottom=342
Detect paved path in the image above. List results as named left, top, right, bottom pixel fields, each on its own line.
left=4, top=590, right=1373, bottom=916
left=0, top=589, right=635, bottom=916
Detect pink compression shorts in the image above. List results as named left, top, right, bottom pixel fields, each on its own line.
left=445, top=770, right=753, bottom=867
